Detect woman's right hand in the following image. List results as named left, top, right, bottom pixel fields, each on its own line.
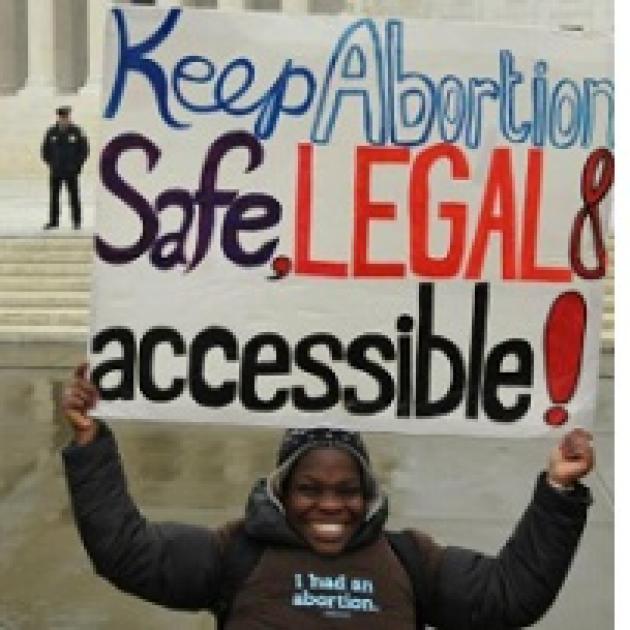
left=62, top=362, right=99, bottom=445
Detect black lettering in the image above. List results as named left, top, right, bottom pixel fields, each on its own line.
left=466, top=283, right=488, bottom=419
left=241, top=333, right=290, bottom=411
left=396, top=314, right=414, bottom=418
left=91, top=327, right=136, bottom=400
left=189, top=327, right=238, bottom=407
left=415, top=283, right=465, bottom=416
left=483, top=340, right=533, bottom=421
left=138, top=327, right=185, bottom=401
left=293, top=333, right=343, bottom=411
left=344, top=334, right=395, bottom=415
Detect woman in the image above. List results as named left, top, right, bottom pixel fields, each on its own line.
left=62, top=363, right=594, bottom=629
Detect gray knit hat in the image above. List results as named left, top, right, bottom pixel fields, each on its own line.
left=271, top=427, right=377, bottom=500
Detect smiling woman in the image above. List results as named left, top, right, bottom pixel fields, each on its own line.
left=61, top=365, right=596, bottom=629
left=279, top=439, right=368, bottom=555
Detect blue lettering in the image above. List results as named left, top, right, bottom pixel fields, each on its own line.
left=312, top=19, right=385, bottom=144
left=214, top=58, right=259, bottom=115
left=173, top=55, right=218, bottom=113
left=499, top=50, right=531, bottom=143
left=582, top=78, right=614, bottom=148
left=531, top=61, right=548, bottom=147
left=387, top=20, right=436, bottom=145
left=104, top=11, right=613, bottom=150
left=465, top=77, right=499, bottom=149
left=105, top=8, right=186, bottom=128
left=437, top=75, right=466, bottom=143
left=254, top=60, right=316, bottom=139
left=549, top=79, right=582, bottom=149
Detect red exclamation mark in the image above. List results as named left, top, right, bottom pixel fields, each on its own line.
left=544, top=292, right=587, bottom=426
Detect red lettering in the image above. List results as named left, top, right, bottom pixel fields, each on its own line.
left=465, top=148, right=516, bottom=280
left=294, top=143, right=568, bottom=284
left=294, top=143, right=348, bottom=277
left=353, top=146, right=409, bottom=278
left=410, top=143, right=469, bottom=278
left=521, top=149, right=572, bottom=282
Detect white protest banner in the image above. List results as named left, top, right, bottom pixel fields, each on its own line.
left=90, top=6, right=614, bottom=436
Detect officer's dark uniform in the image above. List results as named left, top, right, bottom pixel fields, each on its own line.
left=41, top=107, right=89, bottom=229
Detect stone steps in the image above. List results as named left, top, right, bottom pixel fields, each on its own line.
left=0, top=262, right=92, bottom=276
left=0, top=325, right=87, bottom=343
left=0, top=236, right=615, bottom=355
left=0, top=291, right=89, bottom=307
left=0, top=307, right=88, bottom=327
left=0, top=276, right=91, bottom=291
left=604, top=277, right=614, bottom=295
left=602, top=311, right=614, bottom=332
left=0, top=249, right=91, bottom=263
left=0, top=236, right=92, bottom=341
left=0, top=236, right=93, bottom=248
left=603, top=292, right=614, bottom=309
left=602, top=237, right=614, bottom=353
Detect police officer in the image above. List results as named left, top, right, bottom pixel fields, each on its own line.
left=41, top=106, right=89, bottom=230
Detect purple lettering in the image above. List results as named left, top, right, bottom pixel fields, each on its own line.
left=97, top=133, right=160, bottom=264
left=97, top=130, right=282, bottom=271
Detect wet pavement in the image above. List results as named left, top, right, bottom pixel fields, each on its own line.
left=0, top=364, right=614, bottom=629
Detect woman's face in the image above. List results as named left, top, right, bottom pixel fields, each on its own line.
left=283, top=447, right=367, bottom=555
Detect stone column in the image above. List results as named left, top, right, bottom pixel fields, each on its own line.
left=82, top=0, right=108, bottom=92
left=248, top=0, right=282, bottom=9
left=0, top=1, right=22, bottom=93
left=354, top=0, right=411, bottom=16
left=281, top=0, right=309, bottom=13
left=218, top=0, right=246, bottom=9
left=54, top=0, right=88, bottom=93
left=25, top=0, right=55, bottom=90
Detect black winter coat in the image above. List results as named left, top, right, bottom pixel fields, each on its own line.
left=62, top=422, right=592, bottom=629
left=41, top=123, right=89, bottom=177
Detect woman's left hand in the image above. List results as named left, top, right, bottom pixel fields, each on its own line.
left=547, top=427, right=595, bottom=488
